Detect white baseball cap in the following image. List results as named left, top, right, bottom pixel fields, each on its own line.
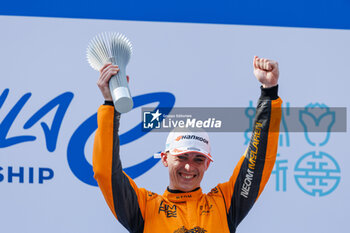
left=161, top=128, right=213, bottom=162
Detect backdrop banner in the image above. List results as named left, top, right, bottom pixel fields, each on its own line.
left=0, top=16, right=349, bottom=233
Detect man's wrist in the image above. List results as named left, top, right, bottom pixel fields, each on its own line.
left=104, top=100, right=114, bottom=106
left=262, top=83, right=278, bottom=88
left=260, top=84, right=279, bottom=100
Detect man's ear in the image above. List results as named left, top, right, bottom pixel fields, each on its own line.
left=161, top=152, right=169, bottom=167
left=205, top=159, right=211, bottom=171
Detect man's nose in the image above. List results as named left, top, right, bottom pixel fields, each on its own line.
left=184, top=163, right=191, bottom=171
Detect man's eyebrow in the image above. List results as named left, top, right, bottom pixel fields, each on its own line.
left=180, top=154, right=206, bottom=159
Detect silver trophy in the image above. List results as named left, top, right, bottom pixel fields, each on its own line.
left=87, top=32, right=133, bottom=113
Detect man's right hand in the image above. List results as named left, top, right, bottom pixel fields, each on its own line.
left=97, top=63, right=130, bottom=101
left=97, top=63, right=119, bottom=101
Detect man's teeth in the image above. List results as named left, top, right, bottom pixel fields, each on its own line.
left=180, top=173, right=195, bottom=179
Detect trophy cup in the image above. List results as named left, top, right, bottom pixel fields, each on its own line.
left=87, top=32, right=133, bottom=113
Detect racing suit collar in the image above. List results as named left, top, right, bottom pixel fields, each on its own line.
left=164, top=187, right=203, bottom=202
left=167, top=187, right=200, bottom=193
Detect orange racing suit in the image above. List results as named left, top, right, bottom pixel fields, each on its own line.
left=93, top=85, right=282, bottom=233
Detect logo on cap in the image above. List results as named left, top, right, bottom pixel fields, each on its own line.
left=175, top=135, right=209, bottom=144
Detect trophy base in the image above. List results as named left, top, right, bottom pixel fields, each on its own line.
left=113, top=86, right=133, bottom=113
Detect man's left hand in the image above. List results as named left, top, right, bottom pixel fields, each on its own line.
left=253, top=56, right=279, bottom=88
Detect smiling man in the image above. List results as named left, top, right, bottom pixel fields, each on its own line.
left=161, top=129, right=213, bottom=192
left=93, top=56, right=282, bottom=233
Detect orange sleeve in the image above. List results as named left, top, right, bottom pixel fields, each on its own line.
left=217, top=85, right=282, bottom=230
left=92, top=105, right=147, bottom=232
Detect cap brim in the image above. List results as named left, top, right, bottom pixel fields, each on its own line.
left=169, top=148, right=214, bottom=162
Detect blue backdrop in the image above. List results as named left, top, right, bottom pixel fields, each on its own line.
left=1, top=0, right=350, bottom=29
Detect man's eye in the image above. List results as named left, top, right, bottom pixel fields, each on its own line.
left=195, top=159, right=204, bottom=163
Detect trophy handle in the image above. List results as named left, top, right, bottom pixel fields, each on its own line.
left=108, top=56, right=133, bottom=113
